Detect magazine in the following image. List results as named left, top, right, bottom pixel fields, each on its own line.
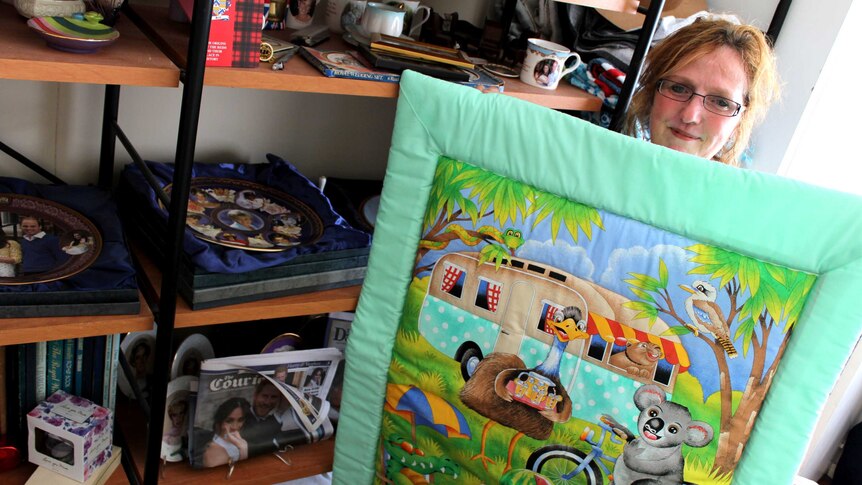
left=188, top=348, right=341, bottom=468
left=299, top=46, right=400, bottom=83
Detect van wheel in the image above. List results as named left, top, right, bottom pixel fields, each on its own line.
left=460, top=347, right=483, bottom=381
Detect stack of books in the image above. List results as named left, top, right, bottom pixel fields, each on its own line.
left=299, top=33, right=504, bottom=92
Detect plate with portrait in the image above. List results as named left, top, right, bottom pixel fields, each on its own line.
left=117, top=330, right=157, bottom=401
left=261, top=332, right=303, bottom=353
left=162, top=375, right=197, bottom=462
left=171, top=333, right=215, bottom=380
left=0, top=193, right=102, bottom=285
left=164, top=178, right=324, bottom=252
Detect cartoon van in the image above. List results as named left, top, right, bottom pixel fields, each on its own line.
left=418, top=251, right=689, bottom=395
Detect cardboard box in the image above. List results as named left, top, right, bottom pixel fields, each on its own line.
left=175, top=0, right=266, bottom=67
left=27, top=391, right=113, bottom=482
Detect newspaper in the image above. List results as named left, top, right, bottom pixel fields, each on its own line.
left=188, top=348, right=341, bottom=468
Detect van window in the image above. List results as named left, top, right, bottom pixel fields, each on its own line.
left=537, top=301, right=564, bottom=334
left=587, top=334, right=608, bottom=361
left=441, top=263, right=466, bottom=298
left=475, top=277, right=502, bottom=312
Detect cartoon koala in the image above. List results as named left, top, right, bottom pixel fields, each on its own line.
left=611, top=384, right=713, bottom=485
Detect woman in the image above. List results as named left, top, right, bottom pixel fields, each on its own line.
left=62, top=231, right=91, bottom=255
left=162, top=399, right=188, bottom=462
left=622, top=17, right=780, bottom=166
left=0, top=232, right=22, bottom=277
left=203, top=397, right=250, bottom=467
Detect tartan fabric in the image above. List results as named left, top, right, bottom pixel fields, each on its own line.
left=232, top=0, right=264, bottom=67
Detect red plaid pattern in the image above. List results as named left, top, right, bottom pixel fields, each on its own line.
left=232, top=0, right=264, bottom=67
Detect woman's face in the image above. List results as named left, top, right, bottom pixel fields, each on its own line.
left=649, top=46, right=747, bottom=161
left=220, top=407, right=245, bottom=436
left=170, top=408, right=186, bottom=428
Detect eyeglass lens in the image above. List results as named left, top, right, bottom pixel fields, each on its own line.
left=657, top=80, right=742, bottom=117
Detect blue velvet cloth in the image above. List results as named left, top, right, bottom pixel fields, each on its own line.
left=120, top=155, right=372, bottom=274
left=0, top=177, right=138, bottom=293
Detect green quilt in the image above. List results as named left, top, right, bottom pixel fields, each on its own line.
left=333, top=71, right=862, bottom=485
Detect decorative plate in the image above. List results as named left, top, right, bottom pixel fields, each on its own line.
left=0, top=193, right=102, bottom=285
left=170, top=333, right=214, bottom=380
left=161, top=375, right=196, bottom=463
left=27, top=12, right=119, bottom=54
left=117, top=330, right=157, bottom=401
left=261, top=332, right=303, bottom=353
left=164, top=177, right=324, bottom=252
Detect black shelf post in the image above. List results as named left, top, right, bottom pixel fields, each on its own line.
left=141, top=0, right=213, bottom=482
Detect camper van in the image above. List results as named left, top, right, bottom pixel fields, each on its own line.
left=418, top=251, right=689, bottom=395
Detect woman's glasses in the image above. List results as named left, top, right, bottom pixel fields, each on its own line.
left=656, top=79, right=745, bottom=117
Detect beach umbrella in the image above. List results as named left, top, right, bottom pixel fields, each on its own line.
left=385, top=384, right=471, bottom=443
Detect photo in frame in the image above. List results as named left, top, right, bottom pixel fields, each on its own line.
left=332, top=72, right=862, bottom=485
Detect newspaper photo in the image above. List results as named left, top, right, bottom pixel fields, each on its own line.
left=187, top=348, right=341, bottom=468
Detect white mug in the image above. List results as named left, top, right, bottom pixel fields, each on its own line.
left=361, top=2, right=405, bottom=37
left=387, top=0, right=430, bottom=37
left=520, top=38, right=581, bottom=90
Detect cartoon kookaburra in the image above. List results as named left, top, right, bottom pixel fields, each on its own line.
left=680, top=280, right=738, bottom=358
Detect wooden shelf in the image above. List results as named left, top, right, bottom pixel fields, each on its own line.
left=128, top=5, right=603, bottom=111
left=0, top=460, right=128, bottom=485
left=0, top=293, right=154, bottom=346
left=116, top=399, right=334, bottom=485
left=0, top=3, right=179, bottom=87
left=133, top=243, right=360, bottom=328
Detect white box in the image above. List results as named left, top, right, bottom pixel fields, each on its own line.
left=27, top=390, right=114, bottom=482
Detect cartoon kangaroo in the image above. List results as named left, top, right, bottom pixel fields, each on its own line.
left=608, top=384, right=713, bottom=485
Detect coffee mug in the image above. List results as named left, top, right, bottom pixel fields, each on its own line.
left=520, top=38, right=581, bottom=90
left=387, top=0, right=430, bottom=37
left=361, top=1, right=405, bottom=37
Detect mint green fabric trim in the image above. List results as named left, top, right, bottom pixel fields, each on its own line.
left=332, top=71, right=862, bottom=485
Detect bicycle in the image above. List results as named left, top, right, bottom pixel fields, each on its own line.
left=525, top=415, right=625, bottom=485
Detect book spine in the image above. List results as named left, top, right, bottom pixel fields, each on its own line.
left=24, top=344, right=36, bottom=412
left=44, top=341, right=61, bottom=400
left=35, top=342, right=48, bottom=398
left=82, top=337, right=95, bottom=402
left=106, top=334, right=120, bottom=411
left=62, top=338, right=74, bottom=393
left=102, top=334, right=113, bottom=408
left=92, top=336, right=105, bottom=406
left=16, top=346, right=26, bottom=437
left=74, top=337, right=84, bottom=396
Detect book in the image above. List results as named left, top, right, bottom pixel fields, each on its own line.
left=62, top=339, right=74, bottom=392
left=369, top=33, right=475, bottom=69
left=102, top=334, right=113, bottom=409
left=462, top=66, right=505, bottom=93
left=26, top=446, right=122, bottom=485
left=299, top=46, right=400, bottom=83
left=46, top=341, right=62, bottom=398
left=106, top=334, right=120, bottom=411
left=34, top=342, right=47, bottom=403
left=74, top=338, right=84, bottom=396
left=356, top=43, right=471, bottom=82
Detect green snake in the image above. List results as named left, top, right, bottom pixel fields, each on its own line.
left=383, top=435, right=460, bottom=484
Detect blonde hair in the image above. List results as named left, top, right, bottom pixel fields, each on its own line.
left=623, top=17, right=780, bottom=166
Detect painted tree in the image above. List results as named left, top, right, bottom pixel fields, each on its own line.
left=624, top=244, right=816, bottom=472
left=415, top=157, right=603, bottom=274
